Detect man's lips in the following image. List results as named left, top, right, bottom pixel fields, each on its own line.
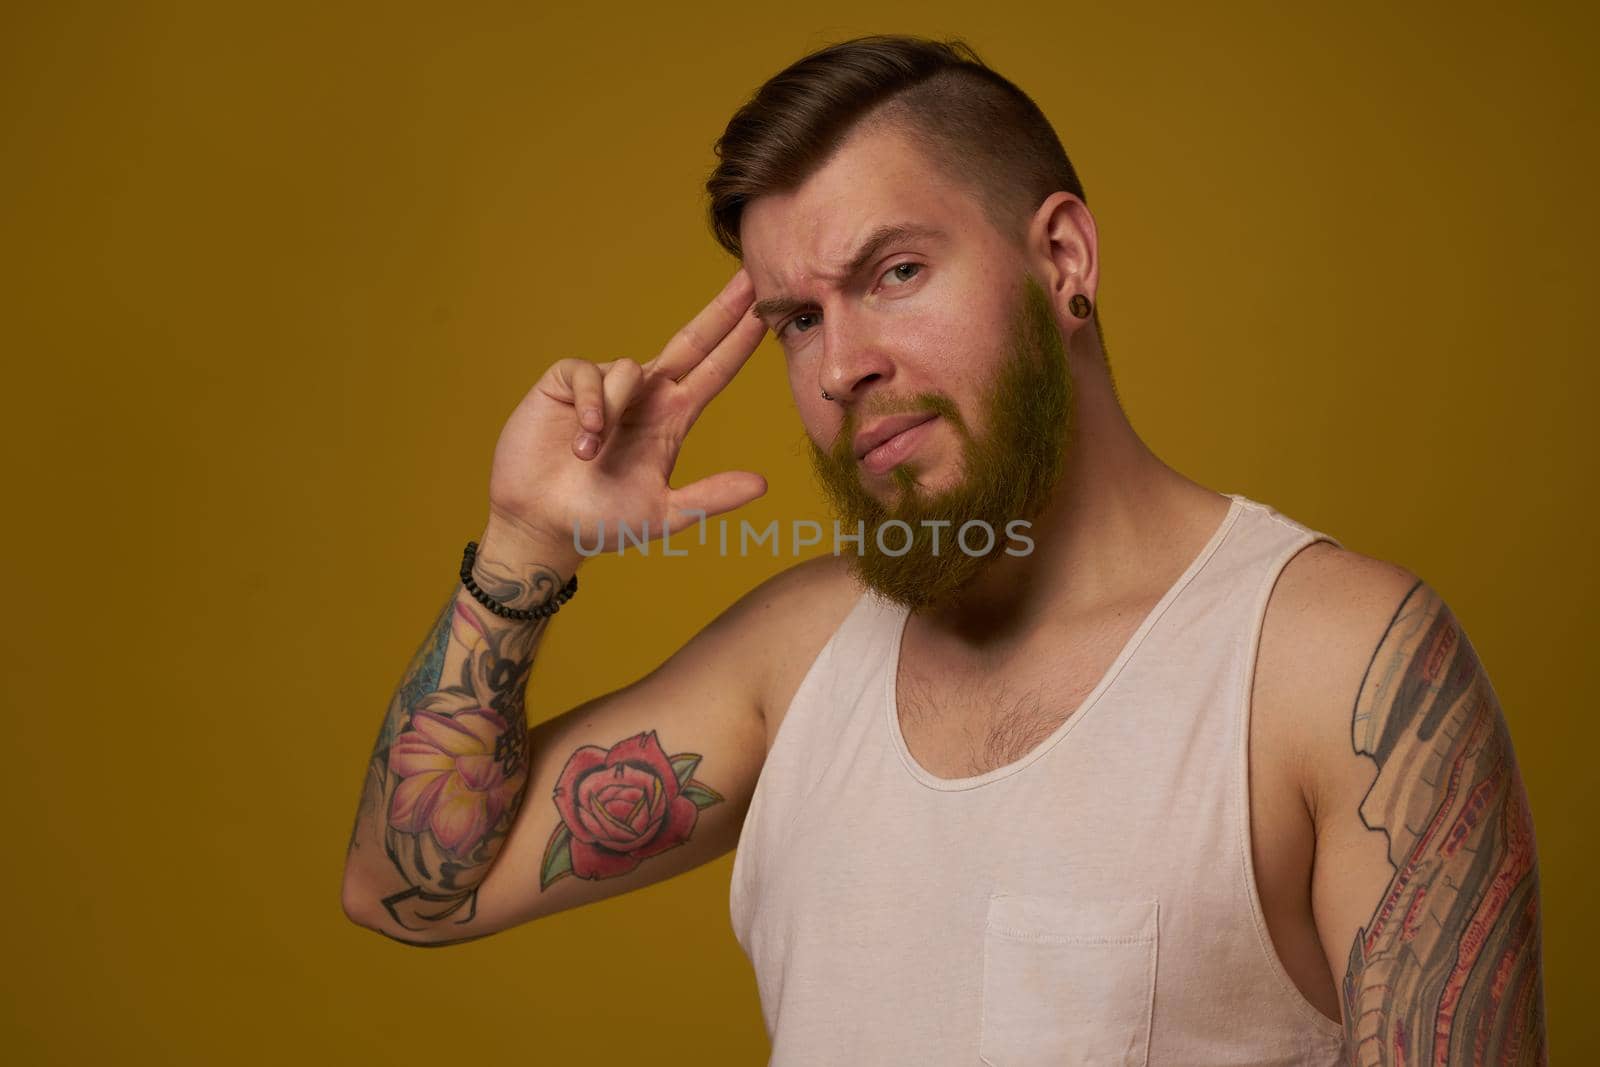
left=858, top=414, right=939, bottom=475
left=853, top=412, right=939, bottom=460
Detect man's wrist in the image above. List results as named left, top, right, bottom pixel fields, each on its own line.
left=476, top=510, right=585, bottom=584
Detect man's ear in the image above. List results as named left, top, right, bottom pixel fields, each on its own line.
left=1026, top=192, right=1099, bottom=315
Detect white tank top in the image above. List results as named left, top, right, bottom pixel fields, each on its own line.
left=729, top=492, right=1350, bottom=1065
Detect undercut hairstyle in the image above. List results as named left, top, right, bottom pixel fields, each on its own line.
left=704, top=33, right=1101, bottom=335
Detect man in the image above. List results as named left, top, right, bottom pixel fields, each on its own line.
left=341, top=34, right=1547, bottom=1065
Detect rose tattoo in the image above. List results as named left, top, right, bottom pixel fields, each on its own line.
left=540, top=730, right=724, bottom=888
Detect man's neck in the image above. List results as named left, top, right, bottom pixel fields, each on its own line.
left=915, top=369, right=1230, bottom=651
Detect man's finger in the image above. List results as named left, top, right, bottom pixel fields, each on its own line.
left=667, top=469, right=768, bottom=523
left=676, top=304, right=770, bottom=420
left=648, top=269, right=757, bottom=382
left=597, top=358, right=643, bottom=442
left=561, top=360, right=605, bottom=434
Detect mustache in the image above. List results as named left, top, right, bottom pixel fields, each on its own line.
left=827, top=392, right=965, bottom=457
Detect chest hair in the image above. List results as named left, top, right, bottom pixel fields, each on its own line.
left=897, top=666, right=1095, bottom=777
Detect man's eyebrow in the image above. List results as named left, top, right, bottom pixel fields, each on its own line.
left=751, top=222, right=948, bottom=324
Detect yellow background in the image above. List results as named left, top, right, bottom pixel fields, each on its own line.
left=3, top=1, right=1593, bottom=1062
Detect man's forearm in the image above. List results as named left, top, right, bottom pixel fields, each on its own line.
left=342, top=524, right=580, bottom=937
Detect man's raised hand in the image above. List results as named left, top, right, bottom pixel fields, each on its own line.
left=485, top=268, right=771, bottom=561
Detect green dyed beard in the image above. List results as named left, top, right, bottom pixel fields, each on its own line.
left=805, top=272, right=1074, bottom=613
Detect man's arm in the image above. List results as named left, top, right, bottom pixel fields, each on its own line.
left=1290, top=555, right=1547, bottom=1063
left=340, top=267, right=790, bottom=944
left=341, top=520, right=573, bottom=941
left=340, top=525, right=848, bottom=947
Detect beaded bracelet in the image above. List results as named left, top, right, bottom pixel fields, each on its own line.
left=459, top=540, right=578, bottom=621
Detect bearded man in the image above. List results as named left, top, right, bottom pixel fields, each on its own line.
left=343, top=33, right=1547, bottom=1066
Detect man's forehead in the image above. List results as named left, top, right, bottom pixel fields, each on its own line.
left=746, top=209, right=948, bottom=284
left=740, top=125, right=973, bottom=289
left=745, top=217, right=952, bottom=324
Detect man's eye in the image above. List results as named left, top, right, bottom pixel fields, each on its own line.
left=782, top=312, right=820, bottom=337
left=885, top=262, right=922, bottom=285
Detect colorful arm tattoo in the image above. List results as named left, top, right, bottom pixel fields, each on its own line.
left=539, top=730, right=724, bottom=890
left=1343, top=581, right=1547, bottom=1064
left=346, top=555, right=562, bottom=934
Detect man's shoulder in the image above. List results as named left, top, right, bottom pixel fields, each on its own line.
left=1271, top=540, right=1423, bottom=645
left=735, top=551, right=862, bottom=626
left=1256, top=544, right=1545, bottom=1053
left=1256, top=541, right=1426, bottom=797
left=733, top=553, right=865, bottom=730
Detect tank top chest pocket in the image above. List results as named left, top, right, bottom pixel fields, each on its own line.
left=978, top=894, right=1159, bottom=1067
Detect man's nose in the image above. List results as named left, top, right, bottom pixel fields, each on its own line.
left=819, top=312, right=896, bottom=402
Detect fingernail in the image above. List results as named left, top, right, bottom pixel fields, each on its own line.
left=581, top=407, right=602, bottom=431
left=575, top=433, right=598, bottom=457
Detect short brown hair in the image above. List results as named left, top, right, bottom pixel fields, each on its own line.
left=706, top=34, right=1090, bottom=271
